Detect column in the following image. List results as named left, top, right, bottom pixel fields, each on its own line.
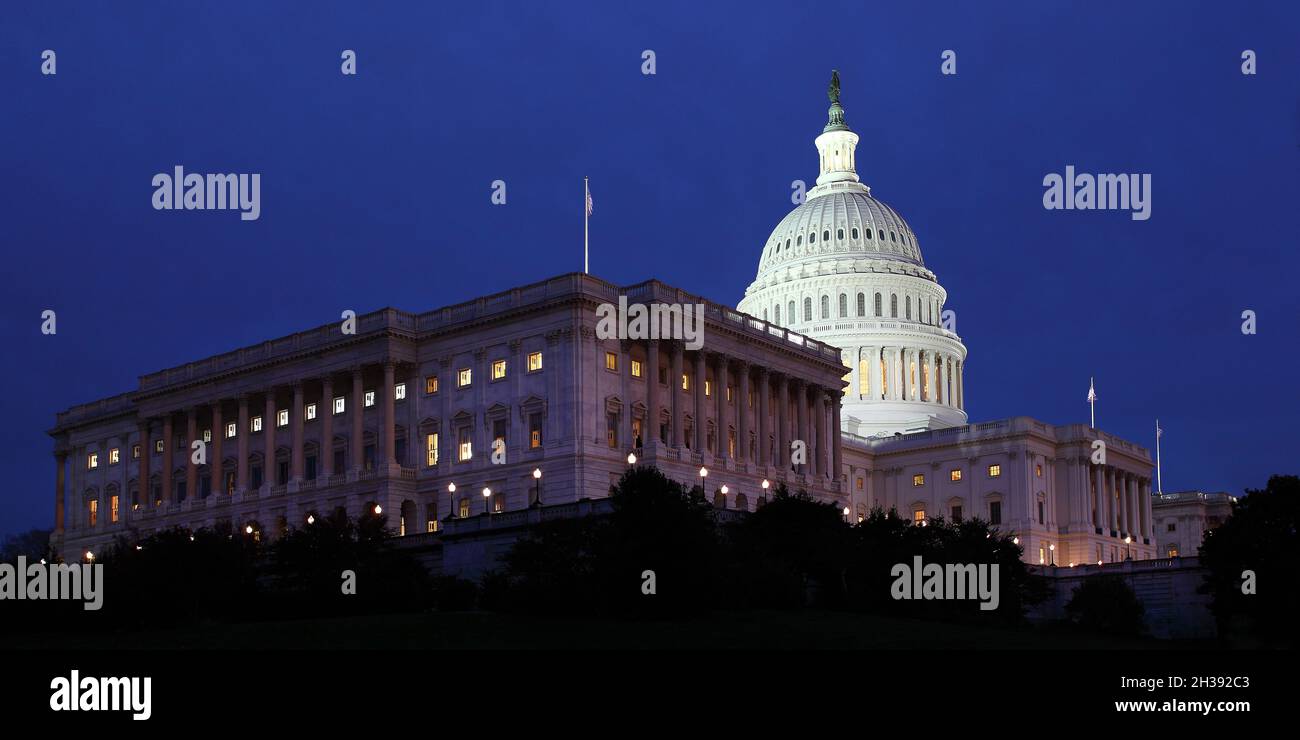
left=848, top=348, right=860, bottom=401
left=863, top=347, right=876, bottom=400
left=1128, top=475, right=1140, bottom=539
left=926, top=350, right=936, bottom=403
left=1093, top=463, right=1104, bottom=531
left=136, top=421, right=150, bottom=511
left=1118, top=471, right=1129, bottom=535
left=162, top=414, right=173, bottom=504
left=185, top=408, right=198, bottom=502
left=291, top=382, right=305, bottom=482
left=831, top=393, right=843, bottom=479
left=811, top=388, right=824, bottom=477
left=264, top=392, right=276, bottom=487
left=757, top=369, right=769, bottom=467
left=1141, top=478, right=1152, bottom=541
left=383, top=361, right=397, bottom=466
left=777, top=374, right=789, bottom=469
left=737, top=361, right=750, bottom=464
left=715, top=354, right=728, bottom=460
left=1107, top=468, right=1118, bottom=533
left=54, top=452, right=67, bottom=531
left=670, top=342, right=684, bottom=447
left=619, top=341, right=633, bottom=451
left=957, top=360, right=964, bottom=410
left=794, top=380, right=808, bottom=474
left=890, top=348, right=902, bottom=401
left=211, top=401, right=224, bottom=495
left=236, top=397, right=249, bottom=492
left=645, top=341, right=659, bottom=447
left=693, top=351, right=706, bottom=453
left=320, top=378, right=333, bottom=478
left=351, top=368, right=364, bottom=471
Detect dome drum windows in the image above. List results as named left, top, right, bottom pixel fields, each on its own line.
left=852, top=227, right=860, bottom=239
left=823, top=230, right=830, bottom=242
left=837, top=228, right=845, bottom=240
left=838, top=294, right=848, bottom=318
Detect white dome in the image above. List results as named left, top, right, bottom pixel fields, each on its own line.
left=737, top=72, right=969, bottom=438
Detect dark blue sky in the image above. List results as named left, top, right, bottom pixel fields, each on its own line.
left=2, top=1, right=1297, bottom=535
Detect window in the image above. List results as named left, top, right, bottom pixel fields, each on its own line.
left=874, top=293, right=882, bottom=316
left=110, top=495, right=119, bottom=523
left=823, top=230, right=830, bottom=242
left=225, top=422, right=237, bottom=439
left=856, top=293, right=865, bottom=317
left=88, top=499, right=98, bottom=527
left=1036, top=463, right=1043, bottom=477
left=492, top=360, right=506, bottom=380
left=277, top=410, right=289, bottom=427
left=912, top=474, right=925, bottom=487
left=632, top=418, right=643, bottom=447
left=837, top=228, right=844, bottom=240
left=631, top=359, right=643, bottom=378
left=426, top=433, right=439, bottom=467
left=154, top=439, right=164, bottom=453
left=987, top=464, right=1001, bottom=478
left=364, top=390, right=376, bottom=407
left=950, top=469, right=962, bottom=482
left=773, top=305, right=781, bottom=324
left=820, top=295, right=829, bottom=319
left=803, top=297, right=812, bottom=321
left=132, top=444, right=141, bottom=459
left=1167, top=522, right=1176, bottom=532
left=109, top=448, right=120, bottom=465
left=906, top=296, right=911, bottom=320
left=852, top=227, right=860, bottom=239
left=251, top=416, right=263, bottom=433
left=605, top=352, right=618, bottom=371
left=529, top=413, right=543, bottom=448
left=458, top=497, right=470, bottom=518
left=457, top=427, right=473, bottom=461
left=912, top=509, right=926, bottom=524
left=838, top=294, right=848, bottom=318
left=202, top=429, right=212, bottom=443
left=607, top=413, right=618, bottom=448
left=704, top=379, right=711, bottom=397
left=890, top=294, right=898, bottom=318
left=1166, top=545, right=1179, bottom=558
left=425, top=375, right=439, bottom=394
left=1038, top=500, right=1045, bottom=524
left=788, top=301, right=795, bottom=322
left=87, top=453, right=98, bottom=469
left=492, top=419, right=507, bottom=452
left=527, top=352, right=543, bottom=372
left=682, top=373, right=691, bottom=391
left=989, top=501, right=1002, bottom=525
left=395, top=382, right=406, bottom=400
left=333, top=396, right=345, bottom=415
left=457, top=369, right=472, bottom=388
left=305, top=403, right=317, bottom=421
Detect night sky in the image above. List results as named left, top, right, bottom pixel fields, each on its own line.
left=2, top=1, right=1296, bottom=536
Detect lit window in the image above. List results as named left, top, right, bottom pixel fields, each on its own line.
left=225, top=422, right=237, bottom=439
left=1166, top=545, right=1179, bottom=558
left=682, top=374, right=691, bottom=391
left=109, top=448, right=120, bottom=465
left=631, top=360, right=643, bottom=378
left=726, top=387, right=733, bottom=402
left=950, top=469, right=962, bottom=482
left=856, top=477, right=864, bottom=490
left=110, top=495, right=119, bottom=523
left=251, top=416, right=263, bottom=433
left=705, top=380, right=711, bottom=396
left=459, top=498, right=470, bottom=518
left=527, top=352, right=543, bottom=372
left=458, top=369, right=472, bottom=388
left=132, top=445, right=141, bottom=459
left=988, top=464, right=1001, bottom=478
left=912, top=474, right=925, bottom=487
left=87, top=453, right=98, bottom=469
left=913, top=509, right=926, bottom=523
left=529, top=413, right=543, bottom=448
left=426, top=433, right=439, bottom=467
left=333, top=396, right=345, bottom=415
left=395, top=383, right=406, bottom=400
left=605, top=352, right=618, bottom=371
left=457, top=427, right=473, bottom=461
left=88, top=499, right=98, bottom=526
left=202, top=429, right=212, bottom=443
left=1036, top=464, right=1043, bottom=477
left=364, top=391, right=376, bottom=407
left=492, top=360, right=506, bottom=380
left=305, top=403, right=317, bottom=421
left=277, top=410, right=288, bottom=427
left=425, top=376, right=439, bottom=394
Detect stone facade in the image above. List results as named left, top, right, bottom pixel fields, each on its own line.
left=1151, top=491, right=1236, bottom=559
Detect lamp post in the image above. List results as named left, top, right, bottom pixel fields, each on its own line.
left=761, top=478, right=770, bottom=505
left=1049, top=542, right=1056, bottom=566
left=532, top=467, right=542, bottom=507
left=627, top=452, right=637, bottom=465
left=719, top=484, right=728, bottom=509
left=482, top=486, right=492, bottom=515
left=842, top=505, right=850, bottom=522
left=698, top=466, right=708, bottom=496
left=447, top=482, right=456, bottom=520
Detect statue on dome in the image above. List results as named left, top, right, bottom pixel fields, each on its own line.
left=828, top=70, right=841, bottom=104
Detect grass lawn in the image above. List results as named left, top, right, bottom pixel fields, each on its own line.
left=4, top=609, right=1181, bottom=650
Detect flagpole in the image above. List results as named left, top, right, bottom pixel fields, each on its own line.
left=1155, top=419, right=1163, bottom=494
left=583, top=177, right=589, bottom=275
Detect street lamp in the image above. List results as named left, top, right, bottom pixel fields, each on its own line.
left=245, top=524, right=254, bottom=535
left=719, top=484, right=728, bottom=509
left=373, top=504, right=382, bottom=515
left=306, top=514, right=315, bottom=525
left=761, top=478, right=770, bottom=504
left=448, top=482, right=456, bottom=519
left=85, top=551, right=94, bottom=562
left=842, top=505, right=851, bottom=521
left=532, top=467, right=542, bottom=507
left=482, top=486, right=492, bottom=515
left=627, top=452, right=637, bottom=465
left=698, top=466, right=708, bottom=496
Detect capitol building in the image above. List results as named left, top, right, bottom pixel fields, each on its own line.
left=47, top=75, right=1157, bottom=568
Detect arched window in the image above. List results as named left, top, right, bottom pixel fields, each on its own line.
left=788, top=301, right=796, bottom=322
left=852, top=227, right=860, bottom=239
left=874, top=293, right=882, bottom=316
left=809, top=231, right=816, bottom=244
left=856, top=292, right=865, bottom=317
left=773, top=305, right=780, bottom=325
left=890, top=294, right=898, bottom=318
left=838, top=294, right=847, bottom=318
left=820, top=295, right=830, bottom=319
left=763, top=308, right=768, bottom=321
left=890, top=232, right=897, bottom=242
left=878, top=229, right=884, bottom=240
left=823, top=230, right=830, bottom=242
left=785, top=239, right=791, bottom=250
left=905, top=296, right=911, bottom=320
left=837, top=228, right=844, bottom=240
left=803, top=298, right=812, bottom=322
left=796, top=235, right=802, bottom=246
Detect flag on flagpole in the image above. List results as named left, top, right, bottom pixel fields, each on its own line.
left=583, top=178, right=591, bottom=274
left=1086, top=377, right=1097, bottom=403
left=1156, top=420, right=1163, bottom=439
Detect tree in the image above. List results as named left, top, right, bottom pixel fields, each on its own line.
left=0, top=529, right=51, bottom=563
left=1065, top=576, right=1145, bottom=637
left=1198, top=475, right=1299, bottom=645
